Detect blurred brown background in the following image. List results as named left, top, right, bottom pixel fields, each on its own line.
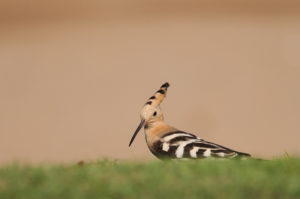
left=1, top=0, right=300, bottom=165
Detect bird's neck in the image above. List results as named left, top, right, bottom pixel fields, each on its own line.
left=144, top=121, right=177, bottom=147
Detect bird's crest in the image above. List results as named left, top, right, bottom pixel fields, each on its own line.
left=140, top=82, right=169, bottom=120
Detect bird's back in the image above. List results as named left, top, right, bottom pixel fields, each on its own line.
left=149, top=130, right=251, bottom=159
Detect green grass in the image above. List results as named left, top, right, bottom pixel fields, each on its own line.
left=1, top=158, right=300, bottom=199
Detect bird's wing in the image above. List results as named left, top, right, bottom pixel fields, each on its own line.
left=152, top=131, right=250, bottom=159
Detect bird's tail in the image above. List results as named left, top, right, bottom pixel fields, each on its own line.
left=236, top=151, right=251, bottom=157
left=235, top=152, right=267, bottom=161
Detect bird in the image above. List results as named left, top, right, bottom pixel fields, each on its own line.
left=129, top=82, right=251, bottom=159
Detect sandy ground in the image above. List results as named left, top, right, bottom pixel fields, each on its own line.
left=0, top=0, right=300, bottom=165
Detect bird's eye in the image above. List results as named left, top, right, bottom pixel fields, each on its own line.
left=153, top=111, right=157, bottom=116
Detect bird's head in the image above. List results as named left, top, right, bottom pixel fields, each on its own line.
left=129, top=82, right=169, bottom=146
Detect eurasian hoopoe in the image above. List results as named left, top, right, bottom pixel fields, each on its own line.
left=129, top=82, right=251, bottom=159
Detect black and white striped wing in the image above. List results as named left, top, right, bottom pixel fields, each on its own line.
left=152, top=131, right=250, bottom=159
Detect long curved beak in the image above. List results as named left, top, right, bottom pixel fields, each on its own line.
left=129, top=119, right=145, bottom=147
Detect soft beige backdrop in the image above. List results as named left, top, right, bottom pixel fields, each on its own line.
left=1, top=0, right=300, bottom=165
